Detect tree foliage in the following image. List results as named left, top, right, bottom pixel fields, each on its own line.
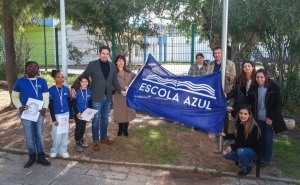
left=45, top=0, right=160, bottom=64
left=1, top=0, right=49, bottom=107
left=168, top=0, right=300, bottom=112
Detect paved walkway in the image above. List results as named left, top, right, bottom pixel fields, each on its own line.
left=0, top=149, right=299, bottom=185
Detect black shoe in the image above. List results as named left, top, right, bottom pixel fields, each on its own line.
left=123, top=122, right=129, bottom=137
left=37, top=152, right=51, bottom=166
left=238, top=166, right=252, bottom=176
left=24, top=153, right=36, bottom=168
left=118, top=123, right=124, bottom=136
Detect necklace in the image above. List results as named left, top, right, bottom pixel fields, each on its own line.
left=28, top=78, right=38, bottom=98
left=80, top=88, right=88, bottom=109
left=56, top=85, right=64, bottom=112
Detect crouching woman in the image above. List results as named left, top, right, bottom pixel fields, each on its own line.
left=221, top=105, right=261, bottom=176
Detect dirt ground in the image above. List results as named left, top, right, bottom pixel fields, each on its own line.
left=0, top=86, right=297, bottom=178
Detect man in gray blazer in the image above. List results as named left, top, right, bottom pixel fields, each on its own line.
left=74, top=46, right=125, bottom=151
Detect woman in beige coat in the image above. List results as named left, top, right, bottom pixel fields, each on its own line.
left=113, top=55, right=136, bottom=136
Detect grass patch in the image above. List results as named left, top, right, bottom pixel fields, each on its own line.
left=273, top=135, right=300, bottom=179
left=130, top=128, right=181, bottom=164
left=40, top=72, right=79, bottom=85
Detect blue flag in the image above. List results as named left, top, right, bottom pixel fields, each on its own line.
left=126, top=54, right=228, bottom=134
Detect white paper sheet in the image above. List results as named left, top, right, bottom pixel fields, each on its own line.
left=20, top=98, right=44, bottom=122
left=56, top=115, right=69, bottom=134
left=80, top=108, right=98, bottom=121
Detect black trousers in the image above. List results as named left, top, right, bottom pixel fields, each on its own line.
left=74, top=116, right=87, bottom=141
left=223, top=113, right=229, bottom=134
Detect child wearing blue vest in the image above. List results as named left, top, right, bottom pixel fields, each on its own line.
left=12, top=61, right=51, bottom=168
left=71, top=75, right=92, bottom=152
left=48, top=70, right=73, bottom=158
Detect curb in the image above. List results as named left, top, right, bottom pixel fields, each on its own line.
left=1, top=146, right=300, bottom=184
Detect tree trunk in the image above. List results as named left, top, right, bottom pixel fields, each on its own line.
left=2, top=0, right=17, bottom=108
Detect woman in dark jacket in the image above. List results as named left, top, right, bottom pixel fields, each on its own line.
left=246, top=68, right=287, bottom=167
left=227, top=61, right=256, bottom=119
left=221, top=105, right=261, bottom=176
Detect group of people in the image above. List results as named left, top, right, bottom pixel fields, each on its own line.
left=12, top=45, right=287, bottom=176
left=188, top=47, right=287, bottom=175
left=12, top=46, right=136, bottom=168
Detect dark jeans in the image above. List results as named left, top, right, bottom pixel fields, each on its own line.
left=74, top=116, right=87, bottom=141
left=256, top=119, right=274, bottom=163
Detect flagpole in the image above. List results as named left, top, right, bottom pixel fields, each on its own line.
left=60, top=0, right=68, bottom=86
left=218, top=0, right=229, bottom=153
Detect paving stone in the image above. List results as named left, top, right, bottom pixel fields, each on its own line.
left=151, top=169, right=170, bottom=177
left=293, top=179, right=300, bottom=184
left=91, top=163, right=110, bottom=171
left=6, top=169, right=60, bottom=185
left=265, top=181, right=288, bottom=185
left=0, top=170, right=14, bottom=182
left=0, top=182, right=23, bottom=185
left=102, top=179, right=145, bottom=185
left=130, top=167, right=153, bottom=175
left=126, top=171, right=153, bottom=182
left=103, top=171, right=127, bottom=180
left=240, top=179, right=259, bottom=185
left=65, top=166, right=89, bottom=175
left=0, top=151, right=7, bottom=157
left=256, top=179, right=267, bottom=185
left=86, top=169, right=106, bottom=177
left=109, top=165, right=130, bottom=173
left=51, top=173, right=105, bottom=185
left=224, top=177, right=240, bottom=185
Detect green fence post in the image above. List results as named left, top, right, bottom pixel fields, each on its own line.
left=55, top=27, right=59, bottom=70
left=43, top=18, right=48, bottom=71
left=191, top=24, right=195, bottom=65
left=112, top=30, right=116, bottom=62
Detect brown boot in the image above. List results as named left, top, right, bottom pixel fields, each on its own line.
left=100, top=138, right=114, bottom=145
left=93, top=142, right=100, bottom=151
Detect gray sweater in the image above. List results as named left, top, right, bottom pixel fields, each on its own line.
left=81, top=59, right=122, bottom=102
left=257, top=84, right=267, bottom=121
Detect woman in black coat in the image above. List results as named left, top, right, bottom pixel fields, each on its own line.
left=227, top=61, right=256, bottom=119
left=246, top=68, right=287, bottom=167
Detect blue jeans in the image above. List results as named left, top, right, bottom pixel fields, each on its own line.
left=257, top=119, right=274, bottom=164
left=92, top=95, right=112, bottom=142
left=19, top=112, right=45, bottom=154
left=50, top=112, right=70, bottom=154
left=223, top=148, right=257, bottom=168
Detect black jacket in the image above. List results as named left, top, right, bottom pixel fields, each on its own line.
left=224, top=122, right=260, bottom=154
left=246, top=80, right=287, bottom=134
left=227, top=81, right=247, bottom=118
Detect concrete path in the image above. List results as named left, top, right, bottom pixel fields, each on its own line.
left=0, top=150, right=299, bottom=185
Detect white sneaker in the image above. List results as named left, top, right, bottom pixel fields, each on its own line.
left=59, top=152, right=69, bottom=158
left=49, top=153, right=57, bottom=158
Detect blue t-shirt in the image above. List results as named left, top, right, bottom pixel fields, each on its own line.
left=213, top=62, right=221, bottom=73
left=74, top=88, right=92, bottom=113
left=13, top=77, right=49, bottom=105
left=49, top=85, right=71, bottom=114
